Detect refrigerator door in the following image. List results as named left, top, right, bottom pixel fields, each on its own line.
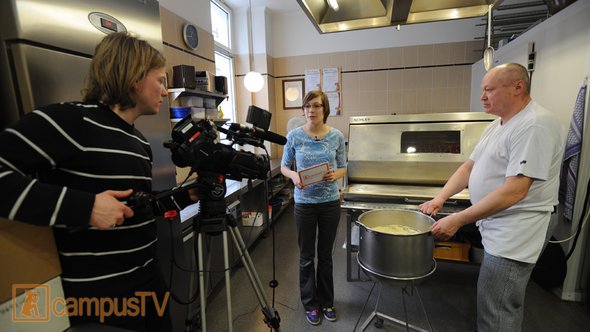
left=0, top=0, right=175, bottom=190
left=10, top=43, right=90, bottom=116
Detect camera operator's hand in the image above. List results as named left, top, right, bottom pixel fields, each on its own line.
left=188, top=188, right=200, bottom=201
left=90, top=189, right=135, bottom=229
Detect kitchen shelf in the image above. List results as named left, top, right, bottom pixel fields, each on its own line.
left=267, top=159, right=293, bottom=225
left=270, top=198, right=292, bottom=223
left=168, top=88, right=227, bottom=107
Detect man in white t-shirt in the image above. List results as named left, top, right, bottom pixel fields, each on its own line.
left=419, top=63, right=565, bottom=332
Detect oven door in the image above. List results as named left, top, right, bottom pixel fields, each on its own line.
left=347, top=121, right=490, bottom=185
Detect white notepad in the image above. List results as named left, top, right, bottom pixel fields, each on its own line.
left=298, top=162, right=329, bottom=186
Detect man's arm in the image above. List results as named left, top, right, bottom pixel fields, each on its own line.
left=420, top=159, right=474, bottom=216
left=431, top=174, right=533, bottom=240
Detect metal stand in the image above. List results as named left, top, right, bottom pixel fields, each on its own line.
left=194, top=199, right=280, bottom=332
left=357, top=257, right=436, bottom=332
left=359, top=282, right=432, bottom=332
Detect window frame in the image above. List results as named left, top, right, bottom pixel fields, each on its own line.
left=211, top=0, right=236, bottom=123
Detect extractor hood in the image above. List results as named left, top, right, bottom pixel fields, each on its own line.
left=296, top=0, right=504, bottom=34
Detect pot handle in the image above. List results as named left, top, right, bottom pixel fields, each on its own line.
left=354, top=219, right=366, bottom=229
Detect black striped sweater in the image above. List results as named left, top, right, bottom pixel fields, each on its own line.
left=0, top=102, right=161, bottom=296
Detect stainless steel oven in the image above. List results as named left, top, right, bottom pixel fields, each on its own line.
left=342, top=112, right=496, bottom=281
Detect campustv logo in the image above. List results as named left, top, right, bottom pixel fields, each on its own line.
left=12, top=284, right=50, bottom=322
left=11, top=283, right=169, bottom=323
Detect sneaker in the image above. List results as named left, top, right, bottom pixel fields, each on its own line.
left=305, top=309, right=321, bottom=325
left=322, top=307, right=337, bottom=322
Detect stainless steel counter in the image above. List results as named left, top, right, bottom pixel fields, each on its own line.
left=179, top=160, right=282, bottom=223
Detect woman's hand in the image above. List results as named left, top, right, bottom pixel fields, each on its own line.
left=292, top=174, right=306, bottom=189
left=323, top=169, right=337, bottom=182
left=90, top=189, right=135, bottom=229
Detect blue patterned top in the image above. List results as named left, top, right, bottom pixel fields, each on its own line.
left=281, top=127, right=347, bottom=204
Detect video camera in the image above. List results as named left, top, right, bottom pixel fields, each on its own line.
left=128, top=106, right=286, bottom=216
left=163, top=105, right=286, bottom=182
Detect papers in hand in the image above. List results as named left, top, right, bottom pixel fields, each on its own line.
left=298, top=162, right=329, bottom=186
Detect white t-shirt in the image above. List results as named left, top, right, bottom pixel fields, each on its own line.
left=468, top=101, right=565, bottom=263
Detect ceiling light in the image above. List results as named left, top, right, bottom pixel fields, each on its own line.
left=327, top=0, right=339, bottom=11
left=244, top=71, right=264, bottom=93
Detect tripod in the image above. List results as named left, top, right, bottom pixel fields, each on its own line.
left=193, top=197, right=280, bottom=331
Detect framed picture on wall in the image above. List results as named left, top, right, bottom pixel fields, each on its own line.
left=283, top=79, right=305, bottom=109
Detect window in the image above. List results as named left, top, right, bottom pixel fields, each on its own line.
left=211, top=0, right=235, bottom=123
left=211, top=0, right=230, bottom=48
left=215, top=52, right=235, bottom=123
left=401, top=131, right=461, bottom=154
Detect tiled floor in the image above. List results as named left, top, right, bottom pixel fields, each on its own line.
left=205, top=205, right=590, bottom=331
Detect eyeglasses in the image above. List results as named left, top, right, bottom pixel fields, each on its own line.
left=303, top=103, right=324, bottom=110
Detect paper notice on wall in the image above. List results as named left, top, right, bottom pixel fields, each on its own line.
left=298, top=162, right=329, bottom=186
left=322, top=67, right=340, bottom=92
left=304, top=69, right=321, bottom=94
left=326, top=91, right=341, bottom=116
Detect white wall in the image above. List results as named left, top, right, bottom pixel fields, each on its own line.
left=270, top=10, right=486, bottom=58
left=471, top=0, right=590, bottom=302
left=158, top=0, right=212, bottom=32
left=471, top=1, right=590, bottom=130
left=230, top=6, right=268, bottom=58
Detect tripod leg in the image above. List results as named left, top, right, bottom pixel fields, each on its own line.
left=227, top=225, right=280, bottom=329
left=197, top=233, right=207, bottom=332
left=222, top=230, right=233, bottom=332
left=196, top=230, right=235, bottom=332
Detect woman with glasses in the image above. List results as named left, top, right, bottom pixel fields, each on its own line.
left=280, top=90, right=347, bottom=326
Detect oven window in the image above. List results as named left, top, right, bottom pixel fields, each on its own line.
left=401, top=131, right=461, bottom=153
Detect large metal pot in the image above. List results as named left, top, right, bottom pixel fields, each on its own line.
left=356, top=209, right=434, bottom=278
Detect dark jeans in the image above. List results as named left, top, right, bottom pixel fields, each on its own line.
left=294, top=200, right=341, bottom=311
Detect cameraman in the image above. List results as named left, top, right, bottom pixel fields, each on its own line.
left=281, top=90, right=347, bottom=325
left=0, top=32, right=195, bottom=331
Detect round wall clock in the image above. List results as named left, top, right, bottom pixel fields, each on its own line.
left=182, top=23, right=199, bottom=50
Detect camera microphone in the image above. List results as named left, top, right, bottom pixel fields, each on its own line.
left=228, top=123, right=287, bottom=145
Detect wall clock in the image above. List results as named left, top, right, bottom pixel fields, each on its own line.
left=182, top=23, right=199, bottom=50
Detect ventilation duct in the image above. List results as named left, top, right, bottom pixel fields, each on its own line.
left=296, top=0, right=505, bottom=33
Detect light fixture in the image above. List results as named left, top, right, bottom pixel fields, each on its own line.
left=244, top=0, right=264, bottom=92
left=244, top=71, right=264, bottom=93
left=483, top=4, right=494, bottom=71
left=327, top=0, right=339, bottom=11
